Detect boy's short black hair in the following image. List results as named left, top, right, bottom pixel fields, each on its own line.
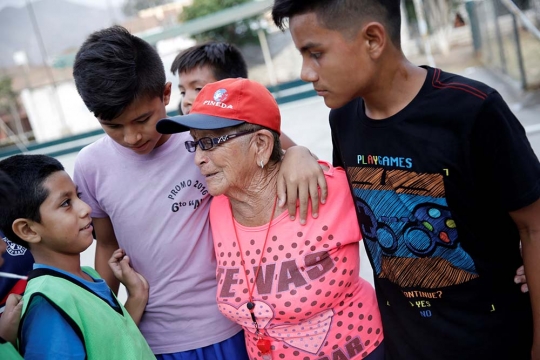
left=0, top=169, right=16, bottom=214
left=73, top=25, right=166, bottom=121
left=170, top=42, right=248, bottom=80
left=0, top=155, right=65, bottom=247
left=272, top=0, right=402, bottom=47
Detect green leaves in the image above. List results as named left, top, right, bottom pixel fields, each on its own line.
left=179, top=0, right=261, bottom=45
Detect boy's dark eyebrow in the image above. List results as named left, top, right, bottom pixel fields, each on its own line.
left=99, top=111, right=153, bottom=124
left=179, top=78, right=207, bottom=88
left=53, top=186, right=79, bottom=203
left=299, top=42, right=321, bottom=53
left=54, top=190, right=74, bottom=202
left=131, top=111, right=153, bottom=122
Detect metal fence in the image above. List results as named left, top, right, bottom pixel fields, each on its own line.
left=470, top=0, right=540, bottom=89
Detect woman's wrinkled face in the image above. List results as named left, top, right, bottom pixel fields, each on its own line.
left=190, top=127, right=256, bottom=197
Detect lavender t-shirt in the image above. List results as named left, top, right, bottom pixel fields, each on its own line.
left=74, top=133, right=240, bottom=354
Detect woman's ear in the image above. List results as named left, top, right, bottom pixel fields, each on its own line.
left=253, top=130, right=275, bottom=164
left=12, top=219, right=41, bottom=244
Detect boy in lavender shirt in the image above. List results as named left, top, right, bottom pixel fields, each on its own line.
left=72, top=26, right=326, bottom=358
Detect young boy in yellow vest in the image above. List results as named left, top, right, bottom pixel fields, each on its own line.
left=0, top=154, right=155, bottom=359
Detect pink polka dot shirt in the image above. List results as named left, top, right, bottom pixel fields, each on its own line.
left=210, top=164, right=383, bottom=360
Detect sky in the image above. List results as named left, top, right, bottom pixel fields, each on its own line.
left=0, top=0, right=127, bottom=11
left=0, top=0, right=195, bottom=12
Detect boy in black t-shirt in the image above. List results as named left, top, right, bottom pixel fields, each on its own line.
left=272, top=1, right=540, bottom=359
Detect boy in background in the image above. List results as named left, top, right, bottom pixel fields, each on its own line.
left=73, top=26, right=325, bottom=358
left=171, top=41, right=297, bottom=158
left=0, top=167, right=30, bottom=316
left=0, top=158, right=33, bottom=314
left=0, top=229, right=33, bottom=315
left=0, top=170, right=23, bottom=359
left=0, top=154, right=153, bottom=359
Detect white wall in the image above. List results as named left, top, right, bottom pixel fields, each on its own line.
left=19, top=35, right=193, bottom=144
left=21, top=82, right=100, bottom=142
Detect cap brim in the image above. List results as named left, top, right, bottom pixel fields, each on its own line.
left=157, top=114, right=245, bottom=134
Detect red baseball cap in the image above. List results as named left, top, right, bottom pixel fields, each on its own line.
left=157, top=78, right=281, bottom=135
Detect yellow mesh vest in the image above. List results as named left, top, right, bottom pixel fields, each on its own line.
left=20, top=266, right=155, bottom=359
left=0, top=340, right=22, bottom=359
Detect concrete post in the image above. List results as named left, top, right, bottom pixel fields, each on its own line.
left=412, top=0, right=436, bottom=66
left=465, top=0, right=482, bottom=57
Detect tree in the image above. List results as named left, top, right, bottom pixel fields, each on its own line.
left=180, top=0, right=262, bottom=45
left=0, top=76, right=28, bottom=145
left=122, top=0, right=173, bottom=17
left=0, top=77, right=16, bottom=116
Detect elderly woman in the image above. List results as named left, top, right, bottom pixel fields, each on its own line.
left=157, top=78, right=384, bottom=360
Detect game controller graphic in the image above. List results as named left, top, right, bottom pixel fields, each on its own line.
left=355, top=197, right=458, bottom=257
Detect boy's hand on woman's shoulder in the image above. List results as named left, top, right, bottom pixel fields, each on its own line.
left=514, top=265, right=528, bottom=293
left=278, top=146, right=328, bottom=225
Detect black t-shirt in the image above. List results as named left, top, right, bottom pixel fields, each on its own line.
left=330, top=66, right=540, bottom=360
